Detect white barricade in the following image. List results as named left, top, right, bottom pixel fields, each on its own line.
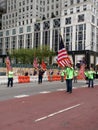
left=0, top=76, right=8, bottom=85
left=30, top=76, right=38, bottom=82
left=13, top=76, right=18, bottom=83
left=0, top=75, right=48, bottom=85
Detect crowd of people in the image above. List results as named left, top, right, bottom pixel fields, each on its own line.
left=6, top=61, right=98, bottom=94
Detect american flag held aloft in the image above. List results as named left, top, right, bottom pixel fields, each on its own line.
left=57, top=34, right=72, bottom=68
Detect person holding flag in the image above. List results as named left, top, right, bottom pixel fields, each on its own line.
left=64, top=66, right=74, bottom=93
left=57, top=34, right=74, bottom=93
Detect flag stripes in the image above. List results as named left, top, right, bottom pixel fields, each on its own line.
left=57, top=35, right=72, bottom=67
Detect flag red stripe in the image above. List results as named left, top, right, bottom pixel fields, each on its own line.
left=57, top=35, right=72, bottom=67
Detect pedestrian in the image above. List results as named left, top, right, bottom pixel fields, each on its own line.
left=84, top=68, right=89, bottom=84
left=7, top=67, right=14, bottom=87
left=38, top=67, right=44, bottom=84
left=74, top=69, right=78, bottom=83
left=65, top=66, right=74, bottom=93
left=87, top=67, right=96, bottom=88
left=49, top=69, right=53, bottom=81
left=65, top=67, right=74, bottom=93
left=60, top=69, right=65, bottom=82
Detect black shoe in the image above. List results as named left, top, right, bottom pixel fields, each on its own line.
left=69, top=91, right=72, bottom=93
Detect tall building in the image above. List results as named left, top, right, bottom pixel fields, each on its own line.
left=0, top=0, right=98, bottom=67
left=0, top=0, right=6, bottom=30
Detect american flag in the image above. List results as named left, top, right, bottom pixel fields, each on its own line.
left=33, top=58, right=38, bottom=68
left=41, top=60, right=46, bottom=70
left=57, top=35, right=72, bottom=67
left=78, top=63, right=85, bottom=79
left=5, top=56, right=11, bottom=72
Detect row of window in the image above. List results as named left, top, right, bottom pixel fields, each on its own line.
left=65, top=0, right=87, bottom=7
left=2, top=13, right=97, bottom=30
left=1, top=27, right=98, bottom=52
left=64, top=4, right=95, bottom=16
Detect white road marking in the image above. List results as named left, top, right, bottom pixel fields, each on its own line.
left=40, top=91, right=51, bottom=94
left=35, top=103, right=82, bottom=122
left=57, top=89, right=65, bottom=91
left=14, top=95, right=29, bottom=98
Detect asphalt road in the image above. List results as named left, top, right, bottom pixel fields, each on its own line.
left=0, top=79, right=98, bottom=130
left=0, top=79, right=98, bottom=101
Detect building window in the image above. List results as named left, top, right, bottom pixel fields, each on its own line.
left=6, top=30, right=9, bottom=36
left=97, top=19, right=98, bottom=26
left=63, top=27, right=72, bottom=51
left=70, top=8, right=73, bottom=14
left=26, top=34, right=32, bottom=48
left=65, top=1, right=67, bottom=7
left=83, top=5, right=87, bottom=11
left=0, top=32, right=3, bottom=37
left=19, top=27, right=23, bottom=33
left=56, top=11, right=58, bottom=15
left=78, top=14, right=84, bottom=22
left=52, top=29, right=60, bottom=52
left=70, top=0, right=73, bottom=5
left=65, top=17, right=71, bottom=25
left=12, top=29, right=16, bottom=35
left=64, top=10, right=67, bottom=15
left=56, top=4, right=59, bottom=8
left=76, top=7, right=80, bottom=12
left=19, top=2, right=21, bottom=6
left=76, top=24, right=86, bottom=51
left=92, top=15, right=95, bottom=24
left=11, top=36, right=17, bottom=49
left=34, top=32, right=40, bottom=48
left=43, top=31, right=50, bottom=47
left=77, top=0, right=80, bottom=3
left=23, top=1, right=25, bottom=5
left=27, top=26, right=31, bottom=32
left=18, top=35, right=24, bottom=49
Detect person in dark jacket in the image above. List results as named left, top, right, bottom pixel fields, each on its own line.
left=38, top=67, right=44, bottom=84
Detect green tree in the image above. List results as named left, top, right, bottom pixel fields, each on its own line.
left=10, top=46, right=56, bottom=65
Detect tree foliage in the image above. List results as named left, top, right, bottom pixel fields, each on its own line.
left=9, top=46, right=56, bottom=65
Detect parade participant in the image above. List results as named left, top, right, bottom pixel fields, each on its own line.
left=38, top=67, right=44, bottom=84
left=87, top=67, right=96, bottom=88
left=74, top=69, right=78, bottom=83
left=7, top=67, right=14, bottom=87
left=84, top=68, right=89, bottom=84
left=49, top=69, right=53, bottom=82
left=60, top=69, right=65, bottom=82
left=65, top=66, right=74, bottom=93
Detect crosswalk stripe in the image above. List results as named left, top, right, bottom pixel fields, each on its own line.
left=14, top=95, right=29, bottom=98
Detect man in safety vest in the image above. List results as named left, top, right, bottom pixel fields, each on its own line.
left=87, top=67, right=96, bottom=88
left=74, top=69, right=78, bottom=83
left=65, top=66, right=74, bottom=93
left=60, top=69, right=65, bottom=82
left=7, top=67, right=14, bottom=87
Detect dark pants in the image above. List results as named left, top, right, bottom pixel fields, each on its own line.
left=66, top=79, right=72, bottom=93
left=38, top=75, right=43, bottom=84
left=7, top=78, right=13, bottom=87
left=74, top=76, right=77, bottom=83
left=88, top=79, right=94, bottom=88
left=61, top=76, right=64, bottom=82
